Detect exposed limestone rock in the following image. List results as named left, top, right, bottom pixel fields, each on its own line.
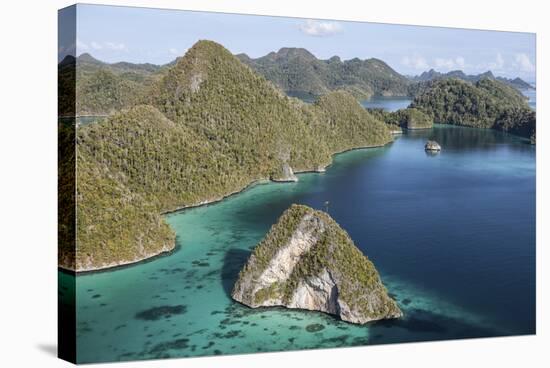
left=425, top=140, right=441, bottom=151
left=232, top=204, right=402, bottom=324
left=189, top=72, right=203, bottom=93
left=271, top=162, right=298, bottom=182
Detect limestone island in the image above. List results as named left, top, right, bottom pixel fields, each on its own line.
left=425, top=140, right=442, bottom=151
left=271, top=162, right=299, bottom=182
left=231, top=204, right=402, bottom=324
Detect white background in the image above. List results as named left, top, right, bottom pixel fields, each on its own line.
left=0, top=0, right=547, bottom=366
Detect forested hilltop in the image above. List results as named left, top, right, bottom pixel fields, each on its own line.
left=66, top=40, right=393, bottom=271
left=411, top=78, right=536, bottom=141
left=411, top=69, right=534, bottom=91
left=60, top=47, right=535, bottom=117
left=60, top=41, right=536, bottom=270
left=237, top=48, right=410, bottom=99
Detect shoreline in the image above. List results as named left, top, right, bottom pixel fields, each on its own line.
left=65, top=139, right=393, bottom=274
left=59, top=242, right=182, bottom=275
left=163, top=140, right=391, bottom=217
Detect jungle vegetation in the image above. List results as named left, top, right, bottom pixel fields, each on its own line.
left=237, top=48, right=410, bottom=99
left=411, top=78, right=535, bottom=140
left=59, top=41, right=535, bottom=270
left=66, top=40, right=393, bottom=271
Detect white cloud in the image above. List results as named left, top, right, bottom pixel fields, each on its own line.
left=455, top=56, right=466, bottom=69
left=300, top=19, right=342, bottom=37
left=169, top=48, right=179, bottom=55
left=76, top=39, right=89, bottom=51
left=434, top=56, right=466, bottom=71
left=488, top=53, right=505, bottom=71
left=76, top=40, right=127, bottom=53
left=91, top=41, right=103, bottom=50
left=105, top=42, right=127, bottom=51
left=514, top=53, right=535, bottom=72
left=401, top=55, right=429, bottom=70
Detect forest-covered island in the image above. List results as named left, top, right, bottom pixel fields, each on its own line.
left=59, top=40, right=536, bottom=271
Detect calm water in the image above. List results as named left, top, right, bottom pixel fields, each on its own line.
left=521, top=89, right=536, bottom=110
left=285, top=93, right=412, bottom=111
left=361, top=96, right=412, bottom=111
left=62, top=124, right=535, bottom=363
left=58, top=116, right=107, bottom=126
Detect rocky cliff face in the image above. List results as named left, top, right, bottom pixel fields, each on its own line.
left=232, top=204, right=402, bottom=324
left=271, top=162, right=298, bottom=182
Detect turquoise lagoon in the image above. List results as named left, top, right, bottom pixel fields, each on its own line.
left=63, top=124, right=535, bottom=363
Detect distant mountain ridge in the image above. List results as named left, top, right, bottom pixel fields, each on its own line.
left=58, top=54, right=168, bottom=116
left=237, top=48, right=411, bottom=99
left=76, top=52, right=163, bottom=74
left=60, top=51, right=534, bottom=116
left=412, top=68, right=534, bottom=91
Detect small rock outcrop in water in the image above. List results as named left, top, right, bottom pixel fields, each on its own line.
left=232, top=204, right=402, bottom=324
left=425, top=140, right=441, bottom=151
left=271, top=162, right=298, bottom=182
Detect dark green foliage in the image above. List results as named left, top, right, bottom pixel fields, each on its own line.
left=58, top=119, right=76, bottom=269
left=400, top=108, right=433, bottom=129
left=411, top=78, right=535, bottom=139
left=238, top=48, right=410, bottom=99
left=76, top=108, right=174, bottom=270
left=70, top=40, right=392, bottom=270
left=494, top=107, right=536, bottom=141
left=367, top=107, right=433, bottom=130
left=76, top=69, right=144, bottom=115
left=58, top=56, right=76, bottom=116
left=313, top=91, right=393, bottom=151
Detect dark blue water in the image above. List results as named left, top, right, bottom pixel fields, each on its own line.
left=66, top=124, right=535, bottom=363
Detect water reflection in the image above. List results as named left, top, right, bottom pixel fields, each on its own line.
left=407, top=124, right=533, bottom=152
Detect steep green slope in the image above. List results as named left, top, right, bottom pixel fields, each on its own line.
left=149, top=41, right=333, bottom=179
left=411, top=78, right=535, bottom=140
left=58, top=56, right=76, bottom=116
left=58, top=119, right=76, bottom=269
left=68, top=40, right=392, bottom=271
left=370, top=107, right=433, bottom=130
left=232, top=204, right=402, bottom=324
left=313, top=90, right=393, bottom=151
left=75, top=69, right=144, bottom=116
left=238, top=48, right=410, bottom=99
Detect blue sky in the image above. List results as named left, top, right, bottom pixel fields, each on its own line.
left=59, top=4, right=536, bottom=81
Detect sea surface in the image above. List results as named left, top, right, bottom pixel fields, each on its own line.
left=360, top=96, right=412, bottom=111
left=284, top=93, right=413, bottom=112
left=61, top=122, right=535, bottom=363
left=521, top=88, right=536, bottom=110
